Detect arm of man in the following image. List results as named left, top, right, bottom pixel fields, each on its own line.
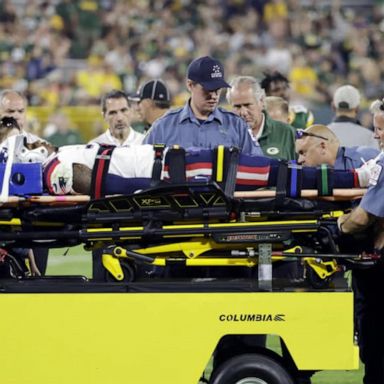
left=338, top=206, right=375, bottom=234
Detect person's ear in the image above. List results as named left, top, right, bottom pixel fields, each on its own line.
left=186, top=79, right=194, bottom=92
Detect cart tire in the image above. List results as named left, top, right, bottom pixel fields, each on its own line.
left=209, top=353, right=295, bottom=384
left=105, top=260, right=136, bottom=282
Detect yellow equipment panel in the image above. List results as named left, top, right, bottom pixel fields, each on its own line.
left=0, top=291, right=358, bottom=384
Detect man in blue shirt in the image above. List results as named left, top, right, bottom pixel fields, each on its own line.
left=336, top=99, right=384, bottom=384
left=295, top=124, right=379, bottom=174
left=143, top=56, right=261, bottom=156
left=337, top=152, right=384, bottom=384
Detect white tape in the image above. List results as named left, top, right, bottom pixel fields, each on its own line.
left=0, top=134, right=17, bottom=203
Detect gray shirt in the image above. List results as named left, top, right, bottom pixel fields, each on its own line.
left=328, top=117, right=379, bottom=150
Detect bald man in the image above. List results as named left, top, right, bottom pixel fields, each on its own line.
left=295, top=124, right=379, bottom=171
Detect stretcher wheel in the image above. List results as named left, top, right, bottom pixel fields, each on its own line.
left=209, top=353, right=294, bottom=384
left=105, top=260, right=136, bottom=282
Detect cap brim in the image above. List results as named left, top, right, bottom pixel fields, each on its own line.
left=200, top=79, right=231, bottom=91
left=127, top=93, right=141, bottom=102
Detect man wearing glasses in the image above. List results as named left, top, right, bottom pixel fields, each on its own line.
left=295, top=124, right=378, bottom=172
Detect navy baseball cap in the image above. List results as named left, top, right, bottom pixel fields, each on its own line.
left=187, top=56, right=230, bottom=91
left=130, top=79, right=171, bottom=103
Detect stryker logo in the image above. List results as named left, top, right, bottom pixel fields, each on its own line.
left=219, top=314, right=285, bottom=322
left=211, top=65, right=223, bottom=78
left=140, top=198, right=162, bottom=205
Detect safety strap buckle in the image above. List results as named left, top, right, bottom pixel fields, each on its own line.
left=165, top=145, right=186, bottom=183
left=151, top=144, right=166, bottom=187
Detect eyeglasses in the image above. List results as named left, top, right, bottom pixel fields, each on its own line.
left=295, top=129, right=329, bottom=141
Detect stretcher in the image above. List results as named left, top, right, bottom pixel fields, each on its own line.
left=0, top=163, right=375, bottom=287
left=0, top=162, right=372, bottom=384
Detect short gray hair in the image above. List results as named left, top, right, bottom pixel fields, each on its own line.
left=0, top=89, right=27, bottom=105
left=226, top=76, right=265, bottom=104
left=370, top=99, right=384, bottom=114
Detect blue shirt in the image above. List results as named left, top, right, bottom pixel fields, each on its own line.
left=334, top=146, right=380, bottom=170
left=143, top=101, right=262, bottom=156
left=361, top=153, right=384, bottom=217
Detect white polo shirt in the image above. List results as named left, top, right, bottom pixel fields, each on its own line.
left=89, top=128, right=144, bottom=146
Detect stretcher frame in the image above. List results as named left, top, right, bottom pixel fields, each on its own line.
left=0, top=180, right=368, bottom=383
left=0, top=181, right=375, bottom=288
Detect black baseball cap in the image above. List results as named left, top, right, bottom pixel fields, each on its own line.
left=130, top=79, right=171, bottom=103
left=187, top=56, right=230, bottom=91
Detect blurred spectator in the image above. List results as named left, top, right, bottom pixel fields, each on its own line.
left=0, top=0, right=382, bottom=114
left=76, top=55, right=122, bottom=103
left=44, top=111, right=84, bottom=146
left=265, top=96, right=289, bottom=124
left=328, top=85, right=378, bottom=149
left=261, top=71, right=314, bottom=129
left=26, top=47, right=56, bottom=81
left=289, top=51, right=324, bottom=104
left=131, top=79, right=171, bottom=132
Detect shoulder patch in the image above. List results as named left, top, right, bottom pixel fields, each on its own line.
left=369, top=163, right=382, bottom=186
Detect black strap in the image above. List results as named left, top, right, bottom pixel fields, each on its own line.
left=90, top=145, right=116, bottom=199
left=166, top=146, right=186, bottom=183
left=151, top=144, right=166, bottom=187
left=224, top=147, right=240, bottom=198
left=275, top=161, right=288, bottom=205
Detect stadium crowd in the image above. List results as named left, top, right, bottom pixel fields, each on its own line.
left=0, top=0, right=383, bottom=121
left=1, top=2, right=384, bottom=383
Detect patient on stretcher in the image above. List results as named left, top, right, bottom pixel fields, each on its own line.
left=0, top=134, right=368, bottom=198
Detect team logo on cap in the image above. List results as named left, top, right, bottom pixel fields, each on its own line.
left=211, top=64, right=223, bottom=79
